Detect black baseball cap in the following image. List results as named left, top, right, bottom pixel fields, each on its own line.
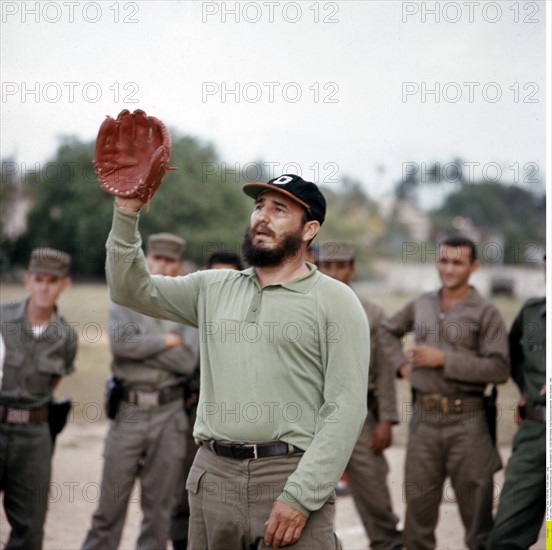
left=242, top=174, right=326, bottom=225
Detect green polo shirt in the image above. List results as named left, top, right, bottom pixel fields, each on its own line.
left=106, top=207, right=369, bottom=516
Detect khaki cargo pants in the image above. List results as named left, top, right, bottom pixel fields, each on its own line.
left=187, top=445, right=341, bottom=549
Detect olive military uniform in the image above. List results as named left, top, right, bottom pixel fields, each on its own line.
left=83, top=233, right=199, bottom=550
left=315, top=240, right=402, bottom=549
left=0, top=248, right=77, bottom=550
left=82, top=304, right=199, bottom=550
left=345, top=297, right=402, bottom=550
left=381, top=287, right=509, bottom=550
left=487, top=296, right=546, bottom=549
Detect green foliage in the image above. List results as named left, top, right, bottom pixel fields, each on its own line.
left=5, top=142, right=545, bottom=276
left=10, top=139, right=113, bottom=275
left=317, top=177, right=385, bottom=276
left=6, top=134, right=251, bottom=276
left=137, top=133, right=251, bottom=266
left=430, top=183, right=546, bottom=264
left=1, top=159, right=21, bottom=270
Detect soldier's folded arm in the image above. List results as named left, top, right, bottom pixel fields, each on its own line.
left=108, top=304, right=168, bottom=359
left=143, top=345, right=198, bottom=375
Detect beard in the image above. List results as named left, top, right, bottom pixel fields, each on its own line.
left=242, top=223, right=304, bottom=267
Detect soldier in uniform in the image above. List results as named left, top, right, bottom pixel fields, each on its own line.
left=316, top=241, right=402, bottom=550
left=380, top=234, right=509, bottom=550
left=82, top=233, right=199, bottom=550
left=487, top=257, right=546, bottom=549
left=0, top=247, right=77, bottom=549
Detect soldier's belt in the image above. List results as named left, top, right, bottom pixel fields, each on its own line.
left=0, top=405, right=49, bottom=424
left=525, top=405, right=546, bottom=422
left=122, top=384, right=183, bottom=407
left=206, top=440, right=305, bottom=460
left=416, top=393, right=483, bottom=415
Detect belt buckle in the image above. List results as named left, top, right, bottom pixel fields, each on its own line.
left=244, top=443, right=258, bottom=460
left=7, top=408, right=30, bottom=424
left=440, top=397, right=449, bottom=416
left=423, top=396, right=438, bottom=412
left=136, top=391, right=159, bottom=407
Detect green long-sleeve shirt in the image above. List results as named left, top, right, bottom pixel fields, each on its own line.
left=106, top=208, right=369, bottom=516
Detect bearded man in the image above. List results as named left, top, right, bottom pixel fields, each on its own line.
left=105, top=174, right=370, bottom=549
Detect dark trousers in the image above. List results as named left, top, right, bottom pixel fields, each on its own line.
left=487, top=420, right=545, bottom=549
left=0, top=422, right=52, bottom=550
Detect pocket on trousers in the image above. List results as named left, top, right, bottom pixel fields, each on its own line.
left=186, top=465, right=207, bottom=495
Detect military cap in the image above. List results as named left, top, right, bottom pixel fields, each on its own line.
left=28, top=247, right=71, bottom=277
left=317, top=240, right=355, bottom=263
left=146, top=233, right=185, bottom=261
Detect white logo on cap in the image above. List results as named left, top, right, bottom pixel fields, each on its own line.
left=272, top=176, right=294, bottom=185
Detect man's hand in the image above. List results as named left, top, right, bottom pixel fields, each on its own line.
left=115, top=196, right=144, bottom=213
left=515, top=397, right=526, bottom=426
left=264, top=500, right=307, bottom=548
left=164, top=333, right=184, bottom=349
left=370, top=421, right=392, bottom=454
left=399, top=362, right=412, bottom=379
left=408, top=345, right=445, bottom=368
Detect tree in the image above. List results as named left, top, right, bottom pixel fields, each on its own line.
left=317, top=177, right=386, bottom=275
left=431, top=183, right=545, bottom=264
left=8, top=134, right=251, bottom=276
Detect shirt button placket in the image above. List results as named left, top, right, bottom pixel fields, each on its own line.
left=245, top=291, right=262, bottom=323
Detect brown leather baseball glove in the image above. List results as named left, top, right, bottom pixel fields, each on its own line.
left=93, top=109, right=173, bottom=203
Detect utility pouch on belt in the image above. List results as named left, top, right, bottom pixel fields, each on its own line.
left=483, top=386, right=498, bottom=445
left=48, top=399, right=72, bottom=445
left=183, top=368, right=200, bottom=414
left=105, top=377, right=123, bottom=419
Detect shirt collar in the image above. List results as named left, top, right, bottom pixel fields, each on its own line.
left=13, top=297, right=60, bottom=324
left=241, top=262, right=320, bottom=294
left=434, top=285, right=482, bottom=305
left=11, top=298, right=28, bottom=321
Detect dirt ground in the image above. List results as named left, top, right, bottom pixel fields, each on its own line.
left=0, top=416, right=546, bottom=550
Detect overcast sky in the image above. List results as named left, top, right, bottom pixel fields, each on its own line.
left=1, top=0, right=547, bottom=205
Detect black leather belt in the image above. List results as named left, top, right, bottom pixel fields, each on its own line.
left=209, top=440, right=304, bottom=460
left=122, top=384, right=183, bottom=407
left=0, top=405, right=49, bottom=424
